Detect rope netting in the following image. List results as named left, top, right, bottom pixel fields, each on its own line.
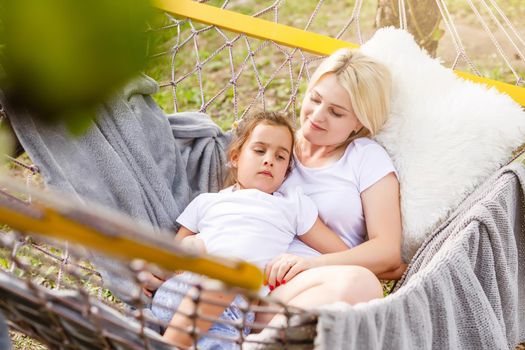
left=146, top=0, right=369, bottom=126
left=0, top=178, right=317, bottom=349
left=145, top=0, right=525, bottom=126
left=1, top=0, right=525, bottom=349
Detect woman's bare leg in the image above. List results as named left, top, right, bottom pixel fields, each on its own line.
left=255, top=265, right=382, bottom=327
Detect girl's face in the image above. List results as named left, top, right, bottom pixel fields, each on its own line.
left=232, top=123, right=293, bottom=194
left=300, top=73, right=362, bottom=147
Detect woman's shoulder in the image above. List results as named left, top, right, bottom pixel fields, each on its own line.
left=275, top=185, right=306, bottom=199
left=350, top=138, right=398, bottom=191
left=351, top=137, right=386, bottom=152
left=346, top=137, right=392, bottom=162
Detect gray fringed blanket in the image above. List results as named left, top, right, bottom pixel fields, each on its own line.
left=5, top=75, right=230, bottom=299
left=7, top=75, right=229, bottom=228
left=316, top=161, right=525, bottom=350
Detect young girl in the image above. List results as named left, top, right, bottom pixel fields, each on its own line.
left=151, top=111, right=348, bottom=348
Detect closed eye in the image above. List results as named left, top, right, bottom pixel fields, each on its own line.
left=330, top=109, right=343, bottom=117
left=310, top=96, right=321, bottom=104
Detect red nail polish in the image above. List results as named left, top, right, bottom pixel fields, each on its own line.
left=269, top=285, right=274, bottom=291
left=276, top=281, right=280, bottom=286
left=282, top=280, right=286, bottom=284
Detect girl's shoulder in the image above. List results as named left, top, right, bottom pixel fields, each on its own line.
left=275, top=186, right=312, bottom=205
left=190, top=189, right=225, bottom=205
left=218, top=186, right=235, bottom=194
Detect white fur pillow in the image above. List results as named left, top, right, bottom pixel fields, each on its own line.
left=361, top=28, right=525, bottom=261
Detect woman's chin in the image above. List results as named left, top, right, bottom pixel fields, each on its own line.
left=302, top=132, right=329, bottom=146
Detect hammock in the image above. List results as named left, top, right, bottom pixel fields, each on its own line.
left=1, top=0, right=525, bottom=349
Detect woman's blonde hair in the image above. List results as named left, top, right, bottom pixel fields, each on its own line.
left=307, top=48, right=391, bottom=148
left=224, top=111, right=295, bottom=188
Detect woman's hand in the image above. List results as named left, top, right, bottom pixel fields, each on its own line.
left=264, top=254, right=315, bottom=290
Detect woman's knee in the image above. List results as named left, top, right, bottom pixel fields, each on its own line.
left=323, top=266, right=383, bottom=305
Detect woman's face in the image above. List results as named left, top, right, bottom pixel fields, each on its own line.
left=300, top=73, right=362, bottom=147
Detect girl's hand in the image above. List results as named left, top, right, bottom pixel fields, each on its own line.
left=142, top=271, right=165, bottom=298
left=180, top=236, right=206, bottom=254
left=264, top=254, right=314, bottom=290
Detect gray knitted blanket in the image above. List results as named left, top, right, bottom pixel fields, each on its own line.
left=316, top=161, right=525, bottom=350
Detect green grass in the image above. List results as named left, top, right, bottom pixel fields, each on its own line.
left=446, top=0, right=525, bottom=23
left=9, top=332, right=47, bottom=350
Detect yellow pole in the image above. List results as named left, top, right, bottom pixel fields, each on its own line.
left=0, top=179, right=263, bottom=291
left=152, top=0, right=358, bottom=55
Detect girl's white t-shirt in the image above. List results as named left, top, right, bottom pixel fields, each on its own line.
left=282, top=137, right=397, bottom=257
left=176, top=186, right=318, bottom=269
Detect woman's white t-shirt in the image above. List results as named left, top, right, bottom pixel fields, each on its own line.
left=176, top=186, right=318, bottom=269
left=282, top=137, right=397, bottom=257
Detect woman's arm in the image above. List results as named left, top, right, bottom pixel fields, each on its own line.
left=310, top=173, right=403, bottom=279
left=265, top=173, right=404, bottom=286
left=298, top=217, right=349, bottom=254
left=266, top=219, right=348, bottom=287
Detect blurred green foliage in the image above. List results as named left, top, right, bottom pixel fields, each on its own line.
left=0, top=123, right=12, bottom=158
left=0, top=0, right=153, bottom=134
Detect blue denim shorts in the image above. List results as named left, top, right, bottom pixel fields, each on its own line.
left=151, top=273, right=254, bottom=350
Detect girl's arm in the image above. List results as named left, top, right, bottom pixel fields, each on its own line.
left=175, top=225, right=196, bottom=242
left=142, top=226, right=202, bottom=297
left=298, top=218, right=348, bottom=254
left=176, top=226, right=206, bottom=254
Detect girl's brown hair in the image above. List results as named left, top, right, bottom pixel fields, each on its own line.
left=224, top=111, right=295, bottom=188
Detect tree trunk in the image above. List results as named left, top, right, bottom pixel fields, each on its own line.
left=375, top=0, right=443, bottom=57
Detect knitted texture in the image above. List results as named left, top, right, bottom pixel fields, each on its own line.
left=316, top=162, right=525, bottom=350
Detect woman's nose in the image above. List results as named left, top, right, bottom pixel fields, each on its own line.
left=263, top=158, right=274, bottom=166
left=311, top=105, right=325, bottom=122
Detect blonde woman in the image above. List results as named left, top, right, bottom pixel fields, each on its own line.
left=263, top=48, right=403, bottom=319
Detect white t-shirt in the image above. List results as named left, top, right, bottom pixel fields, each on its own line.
left=176, top=187, right=318, bottom=269
left=282, top=137, right=397, bottom=257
